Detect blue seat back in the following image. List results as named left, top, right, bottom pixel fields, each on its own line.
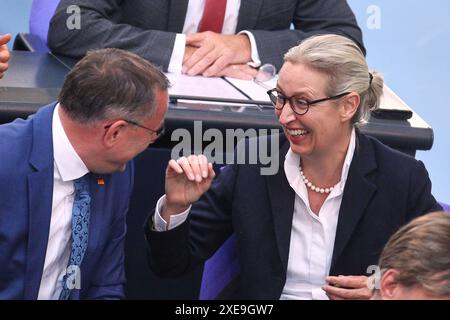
left=199, top=234, right=240, bottom=300
left=439, top=202, right=450, bottom=212
left=29, top=0, right=59, bottom=46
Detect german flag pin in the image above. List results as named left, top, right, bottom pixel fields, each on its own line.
left=97, top=178, right=105, bottom=185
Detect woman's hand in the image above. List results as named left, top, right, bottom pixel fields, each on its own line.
left=162, top=155, right=216, bottom=221
left=323, top=275, right=373, bottom=300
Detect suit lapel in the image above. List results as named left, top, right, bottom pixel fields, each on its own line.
left=265, top=138, right=294, bottom=271
left=331, top=133, right=377, bottom=269
left=24, top=104, right=56, bottom=299
left=85, top=174, right=109, bottom=254
left=236, top=0, right=263, bottom=31
left=167, top=0, right=189, bottom=32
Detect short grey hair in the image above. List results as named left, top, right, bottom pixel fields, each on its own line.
left=284, top=34, right=384, bottom=124
left=59, top=48, right=170, bottom=123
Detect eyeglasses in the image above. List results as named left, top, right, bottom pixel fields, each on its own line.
left=104, top=120, right=165, bottom=139
left=253, top=63, right=277, bottom=90
left=267, top=88, right=350, bottom=116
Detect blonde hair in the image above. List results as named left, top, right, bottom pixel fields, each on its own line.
left=379, top=211, right=450, bottom=296
left=284, top=34, right=384, bottom=124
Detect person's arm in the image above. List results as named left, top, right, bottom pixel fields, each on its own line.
left=47, top=0, right=177, bottom=70
left=0, top=34, right=11, bottom=79
left=250, top=0, right=365, bottom=71
left=145, top=156, right=236, bottom=277
left=405, top=160, right=442, bottom=218
left=181, top=0, right=364, bottom=78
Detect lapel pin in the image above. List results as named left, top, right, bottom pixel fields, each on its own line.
left=97, top=178, right=105, bottom=185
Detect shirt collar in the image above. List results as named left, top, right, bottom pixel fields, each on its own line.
left=339, top=127, right=356, bottom=192
left=52, top=103, right=89, bottom=182
left=284, top=127, right=356, bottom=194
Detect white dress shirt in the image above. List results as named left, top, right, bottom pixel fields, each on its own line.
left=37, top=104, right=89, bottom=300
left=153, top=195, right=192, bottom=231
left=280, top=128, right=356, bottom=300
left=154, top=130, right=356, bottom=300
left=168, top=0, right=261, bottom=73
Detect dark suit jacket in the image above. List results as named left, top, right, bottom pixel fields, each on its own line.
left=48, top=0, right=364, bottom=71
left=0, top=103, right=134, bottom=299
left=145, top=132, right=441, bottom=299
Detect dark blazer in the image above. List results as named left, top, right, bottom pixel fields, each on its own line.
left=145, top=132, right=441, bottom=299
left=48, top=0, right=364, bottom=71
left=0, top=104, right=134, bottom=299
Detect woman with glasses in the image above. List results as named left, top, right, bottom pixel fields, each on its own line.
left=145, top=34, right=441, bottom=300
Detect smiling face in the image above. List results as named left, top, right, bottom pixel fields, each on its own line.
left=275, top=62, right=356, bottom=160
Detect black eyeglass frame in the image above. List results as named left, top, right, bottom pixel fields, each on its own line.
left=267, top=88, right=351, bottom=115
left=104, top=120, right=165, bottom=138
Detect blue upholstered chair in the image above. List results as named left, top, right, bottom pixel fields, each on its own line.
left=13, top=0, right=59, bottom=52
left=439, top=202, right=450, bottom=212
left=199, top=234, right=240, bottom=300
left=29, top=0, right=59, bottom=47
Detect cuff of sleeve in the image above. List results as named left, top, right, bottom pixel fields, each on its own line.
left=239, top=30, right=261, bottom=68
left=167, top=34, right=186, bottom=74
left=153, top=195, right=191, bottom=231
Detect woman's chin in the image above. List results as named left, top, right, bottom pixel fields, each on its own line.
left=287, top=133, right=311, bottom=154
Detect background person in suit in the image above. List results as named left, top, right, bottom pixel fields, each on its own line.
left=0, top=33, right=11, bottom=78
left=0, top=48, right=169, bottom=299
left=48, top=0, right=364, bottom=79
left=144, top=34, right=441, bottom=300
left=371, top=211, right=450, bottom=300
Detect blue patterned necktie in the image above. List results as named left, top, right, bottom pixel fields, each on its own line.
left=59, top=174, right=91, bottom=300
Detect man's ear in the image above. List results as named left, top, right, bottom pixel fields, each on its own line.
left=340, top=92, right=360, bottom=123
left=379, top=268, right=401, bottom=300
left=103, top=120, right=128, bottom=148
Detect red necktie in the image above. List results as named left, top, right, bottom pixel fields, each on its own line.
left=198, top=0, right=227, bottom=33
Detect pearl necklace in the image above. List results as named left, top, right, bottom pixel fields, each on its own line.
left=299, top=163, right=337, bottom=194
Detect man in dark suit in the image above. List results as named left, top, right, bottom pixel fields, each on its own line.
left=0, top=48, right=169, bottom=299
left=48, top=0, right=364, bottom=79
